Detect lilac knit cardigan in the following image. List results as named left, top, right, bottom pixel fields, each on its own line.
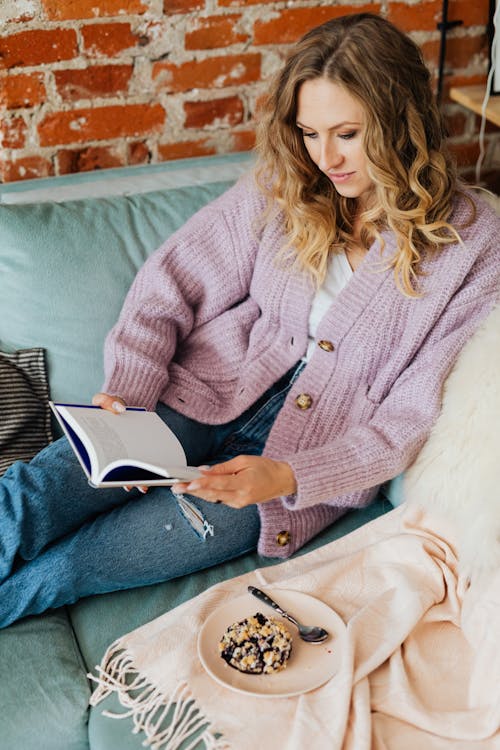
left=103, top=176, right=500, bottom=558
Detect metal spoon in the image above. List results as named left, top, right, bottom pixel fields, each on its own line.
left=247, top=585, right=329, bottom=644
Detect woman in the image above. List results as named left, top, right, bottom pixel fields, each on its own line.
left=1, top=13, right=498, bottom=627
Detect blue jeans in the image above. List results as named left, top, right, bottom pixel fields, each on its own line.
left=0, top=364, right=302, bottom=627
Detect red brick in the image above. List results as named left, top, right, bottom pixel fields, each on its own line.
left=444, top=0, right=489, bottom=28
left=218, top=0, right=276, bottom=5
left=54, top=65, right=133, bottom=101
left=422, top=35, right=489, bottom=70
left=0, top=29, right=78, bottom=70
left=230, top=129, right=255, bottom=151
left=0, top=73, right=46, bottom=109
left=158, top=138, right=216, bottom=160
left=0, top=155, right=53, bottom=183
left=472, top=115, right=499, bottom=135
left=444, top=109, right=468, bottom=137
left=153, top=53, right=261, bottom=93
left=387, top=1, right=441, bottom=32
left=441, top=73, right=487, bottom=101
left=447, top=35, right=489, bottom=69
left=444, top=72, right=487, bottom=89
left=420, top=39, right=443, bottom=68
left=163, top=0, right=205, bottom=13
left=81, top=23, right=140, bottom=57
left=38, top=103, right=165, bottom=146
left=57, top=145, right=125, bottom=174
left=0, top=115, right=27, bottom=148
left=448, top=140, right=481, bottom=167
left=185, top=14, right=248, bottom=50
left=253, top=4, right=381, bottom=45
left=42, top=0, right=147, bottom=21
left=127, top=140, right=151, bottom=164
left=184, top=95, right=244, bottom=128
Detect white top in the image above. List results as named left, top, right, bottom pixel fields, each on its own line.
left=304, top=250, right=353, bottom=361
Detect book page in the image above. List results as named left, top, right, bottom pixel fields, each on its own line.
left=54, top=406, right=188, bottom=483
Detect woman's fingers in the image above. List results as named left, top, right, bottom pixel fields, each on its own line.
left=172, top=456, right=296, bottom=508
left=92, top=392, right=126, bottom=413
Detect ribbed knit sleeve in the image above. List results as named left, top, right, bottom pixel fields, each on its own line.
left=102, top=178, right=262, bottom=410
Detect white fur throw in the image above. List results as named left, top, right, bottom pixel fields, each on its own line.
left=404, top=302, right=500, bottom=583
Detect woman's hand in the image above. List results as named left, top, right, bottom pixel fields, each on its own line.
left=172, top=455, right=297, bottom=509
left=92, top=392, right=127, bottom=413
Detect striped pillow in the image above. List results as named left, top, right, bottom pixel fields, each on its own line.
left=0, top=348, right=53, bottom=476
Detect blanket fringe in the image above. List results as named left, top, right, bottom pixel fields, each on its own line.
left=88, top=639, right=229, bottom=750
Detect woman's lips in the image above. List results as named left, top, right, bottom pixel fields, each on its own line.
left=327, top=171, right=355, bottom=183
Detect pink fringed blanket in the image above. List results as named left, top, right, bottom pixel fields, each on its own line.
left=90, top=503, right=500, bottom=749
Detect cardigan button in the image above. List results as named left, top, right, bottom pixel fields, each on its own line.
left=318, top=339, right=335, bottom=352
left=295, top=393, right=312, bottom=410
left=276, top=530, right=291, bottom=546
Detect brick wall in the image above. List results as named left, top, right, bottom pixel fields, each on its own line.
left=0, top=0, right=497, bottom=185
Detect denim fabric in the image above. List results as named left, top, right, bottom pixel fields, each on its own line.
left=0, top=364, right=302, bottom=627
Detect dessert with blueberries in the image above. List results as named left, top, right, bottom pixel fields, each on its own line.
left=219, top=612, right=292, bottom=675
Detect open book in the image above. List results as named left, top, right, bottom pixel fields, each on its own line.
left=50, top=402, right=202, bottom=488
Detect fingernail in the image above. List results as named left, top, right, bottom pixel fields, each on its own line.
left=112, top=401, right=126, bottom=413
left=198, top=465, right=211, bottom=471
left=139, top=487, right=147, bottom=494
left=186, top=482, right=199, bottom=491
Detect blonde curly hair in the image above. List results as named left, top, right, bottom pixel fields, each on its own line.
left=255, top=13, right=467, bottom=296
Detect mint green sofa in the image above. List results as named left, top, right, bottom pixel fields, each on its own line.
left=0, top=153, right=396, bottom=749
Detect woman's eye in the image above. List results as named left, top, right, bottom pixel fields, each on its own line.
left=339, top=131, right=357, bottom=140
left=301, top=131, right=317, bottom=139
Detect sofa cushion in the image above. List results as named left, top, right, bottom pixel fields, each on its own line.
left=0, top=348, right=52, bottom=475
left=0, top=182, right=235, bottom=407
left=0, top=609, right=91, bottom=750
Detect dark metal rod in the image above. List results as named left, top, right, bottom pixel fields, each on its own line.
left=437, top=0, right=450, bottom=104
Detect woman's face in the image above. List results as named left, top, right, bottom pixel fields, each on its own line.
left=296, top=78, right=373, bottom=204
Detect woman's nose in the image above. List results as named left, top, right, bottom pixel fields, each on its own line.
left=319, top=141, right=343, bottom=172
